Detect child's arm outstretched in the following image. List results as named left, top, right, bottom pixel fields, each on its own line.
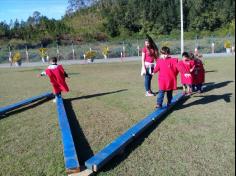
left=37, top=71, right=46, bottom=77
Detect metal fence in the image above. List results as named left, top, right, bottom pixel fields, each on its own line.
left=0, top=36, right=235, bottom=64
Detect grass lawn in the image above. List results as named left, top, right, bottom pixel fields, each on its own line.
left=0, top=56, right=235, bottom=176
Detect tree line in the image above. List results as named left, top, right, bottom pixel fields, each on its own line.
left=86, top=0, right=235, bottom=37
left=0, top=0, right=235, bottom=46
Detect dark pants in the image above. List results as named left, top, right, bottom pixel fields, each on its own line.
left=196, top=84, right=203, bottom=91
left=144, top=73, right=153, bottom=92
left=157, top=90, right=173, bottom=106
left=193, top=84, right=203, bottom=92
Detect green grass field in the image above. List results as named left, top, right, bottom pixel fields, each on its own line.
left=0, top=56, right=235, bottom=176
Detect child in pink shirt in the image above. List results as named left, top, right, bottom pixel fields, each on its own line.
left=178, top=52, right=195, bottom=95
left=153, top=46, right=179, bottom=108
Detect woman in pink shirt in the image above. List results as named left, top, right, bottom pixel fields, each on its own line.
left=141, top=38, right=159, bottom=96
left=153, top=46, right=179, bottom=108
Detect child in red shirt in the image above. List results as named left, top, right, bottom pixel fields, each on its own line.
left=190, top=53, right=205, bottom=93
left=38, top=57, right=69, bottom=102
left=153, top=46, right=179, bottom=108
left=177, top=52, right=195, bottom=95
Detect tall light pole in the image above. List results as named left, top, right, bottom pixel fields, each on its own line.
left=180, top=0, right=184, bottom=55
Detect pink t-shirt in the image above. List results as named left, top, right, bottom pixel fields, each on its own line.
left=142, top=47, right=155, bottom=63
left=153, top=57, right=179, bottom=91
left=178, top=60, right=195, bottom=85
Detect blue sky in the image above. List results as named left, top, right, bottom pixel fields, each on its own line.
left=0, top=0, right=68, bottom=24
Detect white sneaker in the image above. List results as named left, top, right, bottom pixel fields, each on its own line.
left=52, top=98, right=57, bottom=103
left=145, top=91, right=154, bottom=97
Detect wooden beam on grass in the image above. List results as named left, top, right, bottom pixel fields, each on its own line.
left=0, top=92, right=54, bottom=116
left=56, top=96, right=80, bottom=175
left=85, top=92, right=185, bottom=172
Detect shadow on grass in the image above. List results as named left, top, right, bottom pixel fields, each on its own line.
left=205, top=70, right=218, bottom=73
left=176, top=81, right=233, bottom=109
left=99, top=96, right=190, bottom=173
left=64, top=99, right=94, bottom=166
left=0, top=97, right=53, bottom=120
left=176, top=93, right=232, bottom=110
left=67, top=72, right=80, bottom=76
left=67, top=89, right=128, bottom=102
left=203, top=81, right=233, bottom=93
left=64, top=89, right=128, bottom=166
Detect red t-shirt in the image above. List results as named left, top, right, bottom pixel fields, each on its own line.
left=154, top=57, right=179, bottom=91
left=193, top=59, right=205, bottom=84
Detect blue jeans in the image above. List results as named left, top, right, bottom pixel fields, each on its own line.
left=144, top=73, right=153, bottom=92
left=157, top=90, right=173, bottom=106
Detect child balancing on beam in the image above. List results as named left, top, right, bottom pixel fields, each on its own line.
left=38, top=56, right=69, bottom=102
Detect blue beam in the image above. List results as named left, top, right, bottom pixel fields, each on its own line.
left=85, top=92, right=185, bottom=172
left=55, top=96, right=80, bottom=174
left=0, top=92, right=54, bottom=116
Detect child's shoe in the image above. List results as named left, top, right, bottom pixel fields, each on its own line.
left=145, top=91, right=155, bottom=97
left=155, top=104, right=162, bottom=109
left=167, top=102, right=172, bottom=107
left=52, top=98, right=57, bottom=103
left=198, top=90, right=203, bottom=94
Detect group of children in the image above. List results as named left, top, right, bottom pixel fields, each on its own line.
left=40, top=45, right=205, bottom=109
left=178, top=52, right=205, bottom=95
left=142, top=43, right=205, bottom=108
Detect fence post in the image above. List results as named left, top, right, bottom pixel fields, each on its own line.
left=72, top=41, right=75, bottom=60
left=195, top=35, right=199, bottom=53
left=25, top=45, right=29, bottom=62
left=57, top=44, right=60, bottom=60
left=8, top=45, right=12, bottom=66
left=122, top=42, right=125, bottom=58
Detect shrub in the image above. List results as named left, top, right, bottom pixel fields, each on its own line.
left=85, top=50, right=96, bottom=59
left=12, top=51, right=21, bottom=62
left=224, top=40, right=231, bottom=48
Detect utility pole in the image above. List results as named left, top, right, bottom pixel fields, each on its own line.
left=180, top=0, right=184, bottom=55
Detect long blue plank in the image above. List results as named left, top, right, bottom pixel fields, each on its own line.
left=0, top=92, right=54, bottom=116
left=85, top=92, right=185, bottom=172
left=55, top=96, right=80, bottom=174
